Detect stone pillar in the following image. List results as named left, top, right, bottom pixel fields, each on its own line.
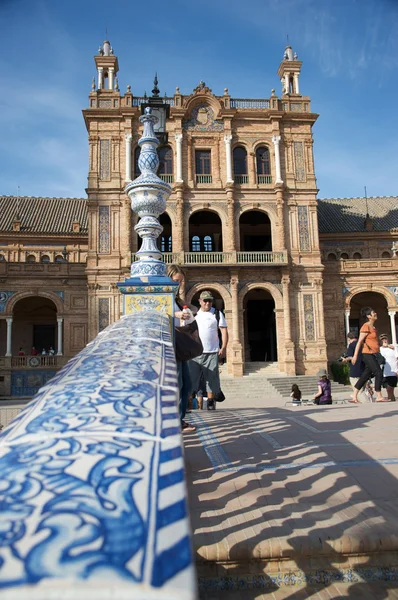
left=275, top=185, right=285, bottom=250
left=175, top=133, right=183, bottom=183
left=272, top=135, right=283, bottom=184
left=284, top=73, right=290, bottom=95
left=224, top=134, right=234, bottom=183
left=98, top=67, right=103, bottom=90
left=125, top=134, right=132, bottom=182
left=389, top=311, right=397, bottom=345
left=282, top=275, right=295, bottom=375
left=108, top=67, right=114, bottom=90
left=226, top=186, right=236, bottom=251
left=294, top=72, right=300, bottom=94
left=5, top=317, right=12, bottom=357
left=57, top=318, right=63, bottom=356
left=230, top=275, right=243, bottom=376
left=344, top=310, right=350, bottom=336
left=175, top=184, right=184, bottom=253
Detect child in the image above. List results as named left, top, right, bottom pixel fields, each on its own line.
left=313, top=369, right=332, bottom=405
left=291, top=383, right=302, bottom=406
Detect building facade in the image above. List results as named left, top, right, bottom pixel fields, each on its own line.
left=0, top=41, right=397, bottom=396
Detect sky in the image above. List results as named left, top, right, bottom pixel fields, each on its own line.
left=1, top=0, right=398, bottom=200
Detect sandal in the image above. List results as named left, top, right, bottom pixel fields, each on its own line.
left=375, top=398, right=390, bottom=402
left=348, top=399, right=360, bottom=403
left=182, top=421, right=197, bottom=432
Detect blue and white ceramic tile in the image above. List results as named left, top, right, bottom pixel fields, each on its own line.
left=0, top=311, right=196, bottom=599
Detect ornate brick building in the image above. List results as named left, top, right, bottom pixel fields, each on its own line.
left=0, top=41, right=397, bottom=396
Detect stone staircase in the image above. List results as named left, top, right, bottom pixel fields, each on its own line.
left=220, top=362, right=349, bottom=402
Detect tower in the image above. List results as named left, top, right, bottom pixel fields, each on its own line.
left=277, top=45, right=302, bottom=95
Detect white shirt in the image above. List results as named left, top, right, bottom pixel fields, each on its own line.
left=195, top=307, right=227, bottom=353
left=380, top=345, right=398, bottom=377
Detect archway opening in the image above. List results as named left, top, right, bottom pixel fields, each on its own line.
left=189, top=210, right=223, bottom=252
left=239, top=210, right=272, bottom=251
left=190, top=288, right=225, bottom=313
left=244, top=288, right=277, bottom=362
left=12, top=296, right=58, bottom=355
left=348, top=292, right=389, bottom=338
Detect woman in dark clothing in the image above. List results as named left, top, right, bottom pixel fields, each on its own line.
left=313, top=368, right=332, bottom=405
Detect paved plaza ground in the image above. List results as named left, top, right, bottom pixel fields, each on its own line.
left=185, top=392, right=398, bottom=598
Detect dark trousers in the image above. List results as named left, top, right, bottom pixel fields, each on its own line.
left=177, top=360, right=192, bottom=424
left=355, top=353, right=383, bottom=392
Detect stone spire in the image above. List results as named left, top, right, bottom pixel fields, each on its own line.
left=277, top=45, right=302, bottom=95
left=94, top=40, right=119, bottom=91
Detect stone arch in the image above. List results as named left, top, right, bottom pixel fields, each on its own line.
left=238, top=281, right=283, bottom=311
left=5, top=290, right=64, bottom=317
left=183, top=94, right=223, bottom=120
left=185, top=282, right=231, bottom=311
left=238, top=204, right=277, bottom=251
left=344, top=286, right=397, bottom=311
left=187, top=207, right=226, bottom=252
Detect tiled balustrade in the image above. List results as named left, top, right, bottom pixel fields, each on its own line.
left=0, top=310, right=196, bottom=599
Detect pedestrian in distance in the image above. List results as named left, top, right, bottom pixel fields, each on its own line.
left=351, top=306, right=388, bottom=403
left=313, top=368, right=332, bottom=405
left=341, top=331, right=367, bottom=403
left=379, top=333, right=398, bottom=402
left=291, top=383, right=302, bottom=406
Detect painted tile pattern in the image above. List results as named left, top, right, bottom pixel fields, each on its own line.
left=99, top=139, right=111, bottom=180
left=98, top=297, right=110, bottom=331
left=303, top=293, right=315, bottom=341
left=0, top=311, right=196, bottom=598
left=11, top=370, right=57, bottom=397
left=293, top=140, right=306, bottom=181
left=0, top=291, right=16, bottom=312
left=98, top=205, right=110, bottom=254
left=297, top=205, right=310, bottom=251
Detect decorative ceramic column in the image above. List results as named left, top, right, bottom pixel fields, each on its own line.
left=118, top=107, right=179, bottom=322
left=5, top=318, right=12, bottom=357
left=125, top=134, right=132, bottom=182
left=344, top=310, right=350, bottom=336
left=224, top=134, right=234, bottom=183
left=272, top=135, right=283, bottom=184
left=389, top=311, right=397, bottom=345
left=175, top=133, right=183, bottom=183
left=57, top=318, right=63, bottom=356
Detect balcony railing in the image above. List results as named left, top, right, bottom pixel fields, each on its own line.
left=196, top=174, right=212, bottom=184
left=230, top=99, right=270, bottom=109
left=257, top=174, right=272, bottom=184
left=11, top=355, right=58, bottom=368
left=131, top=250, right=288, bottom=266
left=159, top=174, right=174, bottom=183
left=235, top=175, right=249, bottom=184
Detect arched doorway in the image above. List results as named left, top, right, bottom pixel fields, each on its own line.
left=244, top=288, right=277, bottom=362
left=189, top=211, right=223, bottom=252
left=190, top=288, right=225, bottom=313
left=239, top=210, right=272, bottom=251
left=13, top=296, right=58, bottom=355
left=349, top=292, right=389, bottom=337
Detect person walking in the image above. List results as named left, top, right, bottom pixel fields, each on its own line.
left=379, top=333, right=398, bottom=402
left=342, top=331, right=367, bottom=403
left=351, top=306, right=388, bottom=403
left=189, top=290, right=228, bottom=411
left=313, top=369, right=332, bottom=405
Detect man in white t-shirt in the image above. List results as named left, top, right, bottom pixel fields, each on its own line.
left=189, top=290, right=228, bottom=410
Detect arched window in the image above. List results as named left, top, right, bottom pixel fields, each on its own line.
left=353, top=252, right=362, bottom=259
left=327, top=253, right=337, bottom=260
left=161, top=237, right=172, bottom=252
left=158, top=146, right=173, bottom=182
left=340, top=252, right=349, bottom=259
left=134, top=147, right=141, bottom=178
left=256, top=146, right=271, bottom=183
left=233, top=146, right=248, bottom=183
left=191, top=236, right=201, bottom=252
left=55, top=255, right=64, bottom=263
left=203, top=236, right=213, bottom=252
left=41, top=255, right=50, bottom=263
left=382, top=251, right=391, bottom=259
left=26, top=254, right=36, bottom=263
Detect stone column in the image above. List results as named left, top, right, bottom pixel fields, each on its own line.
left=275, top=186, right=285, bottom=250
left=57, top=318, right=63, bottom=356
left=175, top=133, right=183, bottom=183
left=344, top=310, right=350, bottom=336
left=98, top=67, right=103, bottom=90
left=5, top=317, right=12, bottom=357
left=224, top=134, right=234, bottom=183
left=272, top=135, right=283, bottom=184
left=294, top=72, right=300, bottom=94
left=230, top=275, right=243, bottom=376
left=175, top=184, right=184, bottom=253
left=284, top=73, right=290, bottom=95
left=226, top=186, right=236, bottom=251
left=282, top=275, right=295, bottom=375
left=125, top=134, right=132, bottom=182
left=108, top=67, right=114, bottom=90
left=389, top=311, right=397, bottom=345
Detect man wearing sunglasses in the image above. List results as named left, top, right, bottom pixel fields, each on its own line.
left=189, top=290, right=228, bottom=410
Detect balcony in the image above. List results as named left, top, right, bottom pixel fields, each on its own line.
left=196, top=174, right=212, bottom=184
left=257, top=175, right=272, bottom=184
left=235, top=175, right=249, bottom=184
left=131, top=250, right=288, bottom=266
left=159, top=174, right=174, bottom=183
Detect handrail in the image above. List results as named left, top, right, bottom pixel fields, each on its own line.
left=131, top=250, right=288, bottom=265
left=0, top=311, right=196, bottom=599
